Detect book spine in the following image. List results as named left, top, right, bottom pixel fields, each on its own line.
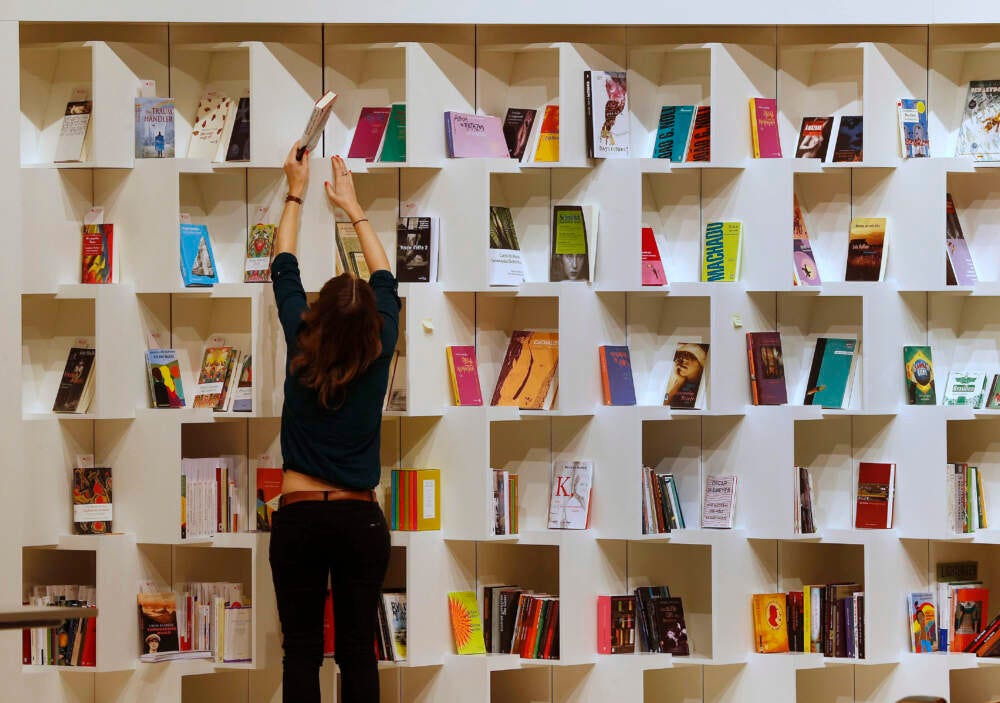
left=598, top=347, right=611, bottom=405
left=446, top=349, right=461, bottom=405
left=749, top=99, right=761, bottom=158
left=584, top=72, right=595, bottom=159
left=444, top=112, right=454, bottom=157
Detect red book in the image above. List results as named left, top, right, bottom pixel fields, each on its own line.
left=22, top=627, right=30, bottom=664
left=954, top=587, right=989, bottom=652
left=410, top=470, right=418, bottom=530
left=685, top=106, right=710, bottom=162
left=520, top=598, right=542, bottom=657
left=347, top=107, right=391, bottom=161
left=79, top=616, right=96, bottom=667
left=256, top=467, right=283, bottom=531
left=854, top=462, right=895, bottom=529
left=746, top=332, right=788, bottom=405
left=81, top=224, right=113, bottom=284
left=323, top=589, right=335, bottom=656
left=641, top=227, right=667, bottom=286
left=542, top=599, right=559, bottom=658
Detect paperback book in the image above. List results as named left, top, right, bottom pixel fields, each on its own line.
left=138, top=593, right=180, bottom=655
left=490, top=331, right=559, bottom=410
left=385, top=351, right=407, bottom=412
left=942, top=371, right=988, bottom=408
left=146, top=349, right=186, bottom=408
left=53, top=347, right=95, bottom=413
left=396, top=216, right=438, bottom=283
left=548, top=460, right=594, bottom=529
left=749, top=97, right=781, bottom=158
left=297, top=91, right=337, bottom=159
left=909, top=592, right=939, bottom=652
left=597, top=595, right=636, bottom=654
left=444, top=112, right=509, bottom=158
left=663, top=342, right=709, bottom=410
left=489, top=206, right=526, bottom=286
left=989, top=375, right=1000, bottom=409
left=685, top=105, right=711, bottom=162
left=255, top=466, right=283, bottom=531
left=335, top=222, right=370, bottom=279
left=192, top=347, right=235, bottom=410
left=179, top=224, right=219, bottom=287
left=446, top=346, right=483, bottom=406
left=792, top=195, right=821, bottom=286
left=389, top=469, right=441, bottom=531
left=831, top=115, right=863, bottom=162
left=134, top=97, right=175, bottom=158
left=502, top=108, right=537, bottom=160
left=903, top=345, right=936, bottom=405
left=224, top=96, right=250, bottom=162
left=945, top=193, right=979, bottom=286
left=550, top=205, right=596, bottom=282
left=231, top=356, right=252, bottom=413
left=641, top=227, right=667, bottom=286
left=855, top=461, right=895, bottom=529
left=378, top=104, right=406, bottom=163
left=795, top=466, right=816, bottom=535
left=746, top=332, right=787, bottom=405
left=598, top=345, right=636, bottom=406
left=795, top=117, right=833, bottom=161
left=897, top=98, right=929, bottom=158
left=348, top=107, right=392, bottom=161
left=803, top=338, right=858, bottom=409
left=81, top=224, right=113, bottom=284
left=702, top=475, right=737, bottom=529
left=54, top=90, right=92, bottom=163
left=652, top=105, right=695, bottom=161
left=533, top=105, right=559, bottom=162
left=651, top=597, right=689, bottom=655
left=957, top=80, right=1000, bottom=161
left=641, top=467, right=685, bottom=533
left=752, top=593, right=790, bottom=653
left=584, top=70, right=629, bottom=158
left=72, top=466, right=112, bottom=535
left=244, top=223, right=275, bottom=283
left=701, top=221, right=742, bottom=282
left=845, top=217, right=887, bottom=282
left=187, top=90, right=233, bottom=160
left=447, top=591, right=486, bottom=655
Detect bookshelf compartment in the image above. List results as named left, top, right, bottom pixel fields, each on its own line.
left=641, top=418, right=704, bottom=535
left=793, top=171, right=853, bottom=285
left=23, top=418, right=95, bottom=545
left=796, top=667, right=854, bottom=703
left=22, top=294, right=96, bottom=418
left=947, top=417, right=1000, bottom=536
left=943, top=172, right=1000, bottom=286
left=179, top=171, right=249, bottom=287
left=491, top=666, right=551, bottom=703
left=793, top=416, right=855, bottom=535
left=950, top=666, right=1000, bottom=703
left=777, top=541, right=864, bottom=591
left=489, top=416, right=555, bottom=536
left=490, top=170, right=552, bottom=286
left=182, top=671, right=251, bottom=702
left=929, top=293, right=1000, bottom=401
left=640, top=171, right=703, bottom=285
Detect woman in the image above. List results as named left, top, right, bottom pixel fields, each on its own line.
left=269, top=143, right=399, bottom=703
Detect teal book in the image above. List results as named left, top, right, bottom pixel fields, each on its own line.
left=379, top=104, right=406, bottom=163
left=803, top=338, right=858, bottom=409
left=652, top=105, right=695, bottom=161
left=179, top=223, right=218, bottom=287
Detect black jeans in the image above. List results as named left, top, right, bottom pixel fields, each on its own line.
left=269, top=499, right=391, bottom=703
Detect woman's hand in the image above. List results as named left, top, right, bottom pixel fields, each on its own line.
left=283, top=142, right=309, bottom=199
left=324, top=155, right=363, bottom=221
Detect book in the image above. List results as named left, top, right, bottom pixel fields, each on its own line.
left=447, top=591, right=486, bottom=655
left=135, top=97, right=175, bottom=158
left=224, top=96, right=250, bottom=162
left=663, top=342, right=709, bottom=410
left=490, top=330, right=559, bottom=410
left=945, top=194, right=979, bottom=286
left=855, top=462, right=895, bottom=529
left=187, top=90, right=233, bottom=160
left=597, top=595, right=636, bottom=654
left=192, top=347, right=235, bottom=410
left=943, top=371, right=988, bottom=408
left=548, top=460, right=594, bottom=530
left=396, top=216, right=438, bottom=283
left=845, top=217, right=888, bottom=282
left=179, top=223, right=219, bottom=287
left=988, top=375, right=1000, bottom=409
left=231, top=355, right=252, bottom=413
left=53, top=347, right=95, bottom=413
left=792, top=195, right=821, bottom=286
left=146, top=349, right=186, bottom=408
left=903, top=346, right=936, bottom=405
left=584, top=70, right=629, bottom=158
left=795, top=117, right=834, bottom=161
left=795, top=466, right=816, bottom=535
left=385, top=352, right=407, bottom=412
left=652, top=105, right=695, bottom=161
left=335, top=221, right=370, bottom=279
left=702, top=474, right=737, bottom=529
left=957, top=80, right=1000, bottom=161
left=389, top=469, right=441, bottom=531
left=909, top=592, right=938, bottom=652
left=348, top=107, right=392, bottom=161
left=222, top=606, right=252, bottom=662
left=502, top=108, right=537, bottom=160
left=598, top=345, right=636, bottom=406
left=641, top=227, right=667, bottom=286
left=446, top=346, right=483, bottom=406
left=489, top=206, right=526, bottom=286
left=382, top=593, right=407, bottom=661
left=296, top=91, right=337, bottom=159
left=138, top=592, right=180, bottom=655
left=72, top=466, right=112, bottom=535
left=81, top=224, right=113, bottom=284
left=685, top=105, right=711, bottom=161
left=803, top=338, right=858, bottom=409
left=244, top=223, right=275, bottom=283
left=701, top=221, right=742, bottom=282
left=953, top=587, right=989, bottom=651
left=54, top=92, right=92, bottom=163
left=444, top=112, right=509, bottom=158
left=651, top=597, right=689, bottom=655
left=752, top=593, right=790, bottom=653
left=897, top=98, right=929, bottom=158
left=378, top=104, right=406, bottom=163
left=746, top=332, right=787, bottom=405
left=749, top=98, right=782, bottom=158
left=550, top=205, right=596, bottom=282
left=533, top=105, right=559, bottom=162
left=831, top=115, right=863, bottom=162
left=255, top=466, right=282, bottom=531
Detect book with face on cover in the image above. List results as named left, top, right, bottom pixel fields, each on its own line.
left=53, top=346, right=96, bottom=413
left=146, top=349, right=186, bottom=408
left=490, top=331, right=559, bottom=410
left=909, top=592, right=939, bottom=652
left=550, top=205, right=597, bottom=282
left=584, top=70, right=629, bottom=159
left=663, top=342, right=709, bottom=410
left=138, top=592, right=180, bottom=655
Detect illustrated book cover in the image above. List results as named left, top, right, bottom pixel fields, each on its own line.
left=585, top=70, right=629, bottom=158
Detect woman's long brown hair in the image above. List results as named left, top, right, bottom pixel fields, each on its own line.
left=290, top=273, right=383, bottom=408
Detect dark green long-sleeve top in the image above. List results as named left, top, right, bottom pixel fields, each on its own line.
left=270, top=252, right=400, bottom=489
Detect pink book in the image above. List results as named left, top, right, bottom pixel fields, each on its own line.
left=751, top=98, right=782, bottom=158
left=641, top=227, right=667, bottom=286
left=348, top=107, right=392, bottom=161
left=444, top=112, right=510, bottom=158
left=447, top=346, right=483, bottom=406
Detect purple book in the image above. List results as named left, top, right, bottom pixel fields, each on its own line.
left=747, top=332, right=788, bottom=405
left=599, top=345, right=636, bottom=406
left=444, top=112, right=510, bottom=158
left=945, top=193, right=979, bottom=286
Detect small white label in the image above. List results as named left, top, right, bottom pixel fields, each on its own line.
left=139, top=79, right=157, bottom=98
left=208, top=335, right=226, bottom=347
left=422, top=479, right=436, bottom=520
left=146, top=331, right=164, bottom=350
left=198, top=381, right=224, bottom=396
left=421, top=318, right=434, bottom=333
left=76, top=454, right=95, bottom=469
left=258, top=454, right=273, bottom=466
left=401, top=201, right=417, bottom=215
left=70, top=87, right=89, bottom=102
left=74, top=337, right=94, bottom=349
left=83, top=207, right=104, bottom=225
left=74, top=503, right=113, bottom=523
left=245, top=257, right=269, bottom=271
left=179, top=213, right=193, bottom=224
left=253, top=206, right=270, bottom=225
left=731, top=314, right=743, bottom=328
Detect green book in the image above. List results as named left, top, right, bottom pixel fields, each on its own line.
left=942, top=370, right=988, bottom=407
left=378, top=103, right=406, bottom=163
left=701, top=221, right=742, bottom=282
left=550, top=205, right=590, bottom=282
left=803, top=337, right=858, bottom=409
left=903, top=345, right=936, bottom=405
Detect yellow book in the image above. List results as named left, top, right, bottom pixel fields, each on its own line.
left=802, top=586, right=811, bottom=653
left=752, top=593, right=790, bottom=653
left=490, top=331, right=559, bottom=410
left=701, top=221, right=742, bottom=282
left=533, top=105, right=560, bottom=162
left=749, top=98, right=761, bottom=158
left=448, top=591, right=486, bottom=655
left=446, top=348, right=461, bottom=404
left=415, top=468, right=441, bottom=531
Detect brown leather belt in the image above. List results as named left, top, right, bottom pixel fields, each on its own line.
left=279, top=488, right=376, bottom=508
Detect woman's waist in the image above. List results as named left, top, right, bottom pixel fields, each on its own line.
left=282, top=468, right=358, bottom=493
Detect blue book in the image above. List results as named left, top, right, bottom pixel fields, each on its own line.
left=803, top=337, right=858, bottom=409
left=652, top=105, right=695, bottom=162
left=897, top=98, right=929, bottom=158
left=179, top=223, right=219, bottom=286
left=599, top=345, right=636, bottom=406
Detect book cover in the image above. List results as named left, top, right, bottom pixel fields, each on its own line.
left=135, top=97, right=175, bottom=158
left=396, top=216, right=436, bottom=283
left=297, top=91, right=337, bottom=157
left=232, top=355, right=252, bottom=412
left=598, top=345, right=636, bottom=406
left=146, top=349, right=185, bottom=408
left=749, top=98, right=782, bottom=158
left=254, top=467, right=282, bottom=532
left=193, top=347, right=234, bottom=409
left=663, top=342, right=709, bottom=410
left=138, top=593, right=180, bottom=654
left=179, top=223, right=219, bottom=286
left=81, top=224, right=113, bottom=284
left=382, top=593, right=407, bottom=661
left=897, top=98, right=929, bottom=158
left=945, top=193, right=979, bottom=286
left=795, top=117, right=834, bottom=160
left=54, top=93, right=92, bottom=163
left=641, top=227, right=667, bottom=286
left=651, top=597, right=689, bottom=655
left=335, top=222, right=371, bottom=279
left=550, top=205, right=590, bottom=282
left=855, top=462, right=895, bottom=529
left=702, top=474, right=737, bottom=529
left=378, top=104, right=406, bottom=163
left=490, top=331, right=559, bottom=410
left=598, top=595, right=636, bottom=654
left=446, top=346, right=483, bottom=406
left=502, top=108, right=537, bottom=160
left=548, top=460, right=594, bottom=530
left=187, top=90, right=233, bottom=160
left=244, top=223, right=275, bottom=283
left=909, top=592, right=938, bottom=652
left=533, top=105, right=560, bottom=162
left=752, top=593, right=790, bottom=653
left=489, top=206, right=526, bottom=286
left=943, top=371, right=988, bottom=408
left=685, top=105, right=711, bottom=162
left=845, top=217, right=887, bottom=282
left=954, top=587, right=989, bottom=652
left=652, top=105, right=695, bottom=161
left=444, top=111, right=509, bottom=158
left=348, top=107, right=392, bottom=161
left=988, top=375, right=1000, bottom=409
left=832, top=115, right=863, bottom=162
left=222, top=96, right=250, bottom=162
left=385, top=351, right=407, bottom=412
left=957, top=80, right=1000, bottom=161
left=53, top=347, right=95, bottom=413
left=72, top=466, right=112, bottom=535
left=792, top=195, right=821, bottom=286
left=746, top=332, right=787, bottom=405
left=803, top=338, right=858, bottom=409
left=701, top=221, right=742, bottom=282
left=447, top=591, right=486, bottom=655
left=903, top=346, right=936, bottom=405
left=585, top=70, right=629, bottom=159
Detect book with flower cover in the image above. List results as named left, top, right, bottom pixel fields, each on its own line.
left=641, top=227, right=667, bottom=286
left=446, top=346, right=483, bottom=406
left=491, top=331, right=559, bottom=410
left=244, top=224, right=275, bottom=283
left=72, top=467, right=112, bottom=535
left=81, top=224, right=113, bottom=284
left=447, top=591, right=486, bottom=655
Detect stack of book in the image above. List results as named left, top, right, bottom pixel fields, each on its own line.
left=491, top=469, right=519, bottom=536
left=180, top=456, right=250, bottom=539
left=375, top=591, right=407, bottom=662
left=752, top=585, right=864, bottom=658
left=949, top=463, right=989, bottom=534
left=476, top=588, right=559, bottom=659
left=389, top=469, right=441, bottom=531
left=641, top=467, right=685, bottom=534
left=22, top=585, right=97, bottom=667
left=192, top=346, right=251, bottom=413
left=346, top=104, right=406, bottom=162
left=633, top=586, right=689, bottom=654
left=138, top=582, right=250, bottom=664
left=925, top=561, right=989, bottom=654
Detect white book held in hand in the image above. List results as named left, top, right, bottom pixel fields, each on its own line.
left=297, top=91, right=338, bottom=160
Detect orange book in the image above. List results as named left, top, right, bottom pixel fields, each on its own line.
left=598, top=346, right=612, bottom=404
left=490, top=331, right=559, bottom=410
left=752, top=593, right=790, bottom=653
